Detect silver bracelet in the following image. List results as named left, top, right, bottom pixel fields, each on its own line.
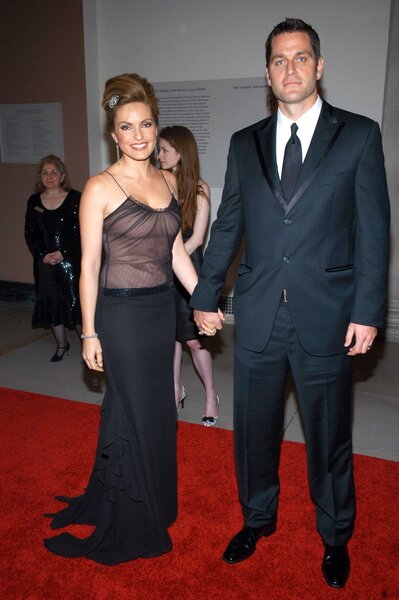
left=81, top=332, right=99, bottom=339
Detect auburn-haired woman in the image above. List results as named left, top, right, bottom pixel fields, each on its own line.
left=159, top=126, right=219, bottom=426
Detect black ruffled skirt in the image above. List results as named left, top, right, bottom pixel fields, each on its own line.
left=44, top=287, right=177, bottom=564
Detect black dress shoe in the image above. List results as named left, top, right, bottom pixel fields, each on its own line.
left=322, top=544, right=350, bottom=588
left=222, top=523, right=276, bottom=564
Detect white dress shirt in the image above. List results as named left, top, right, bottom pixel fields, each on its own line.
left=276, top=95, right=323, bottom=178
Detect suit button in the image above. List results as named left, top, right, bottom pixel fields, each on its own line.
left=283, top=218, right=292, bottom=225
left=283, top=256, right=290, bottom=263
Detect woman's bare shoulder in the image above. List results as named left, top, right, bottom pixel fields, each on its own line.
left=84, top=171, right=112, bottom=192
left=80, top=172, right=116, bottom=212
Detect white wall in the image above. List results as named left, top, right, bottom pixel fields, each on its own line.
left=82, top=0, right=396, bottom=327
left=83, top=0, right=391, bottom=178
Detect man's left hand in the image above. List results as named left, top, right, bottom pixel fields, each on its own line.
left=344, top=323, right=377, bottom=355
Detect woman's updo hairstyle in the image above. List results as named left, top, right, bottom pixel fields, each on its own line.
left=102, top=73, right=159, bottom=133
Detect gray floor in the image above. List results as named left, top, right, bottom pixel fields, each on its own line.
left=0, top=301, right=398, bottom=461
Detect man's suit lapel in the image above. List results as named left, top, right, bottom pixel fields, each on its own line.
left=253, top=115, right=288, bottom=212
left=253, top=102, right=345, bottom=215
left=285, top=102, right=345, bottom=213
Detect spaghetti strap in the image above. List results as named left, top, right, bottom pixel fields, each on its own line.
left=159, top=170, right=174, bottom=198
left=106, top=170, right=173, bottom=200
left=105, top=171, right=129, bottom=197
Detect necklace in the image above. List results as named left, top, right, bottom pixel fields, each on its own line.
left=45, top=189, right=62, bottom=196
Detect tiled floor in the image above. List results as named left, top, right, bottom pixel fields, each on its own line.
left=0, top=301, right=398, bottom=461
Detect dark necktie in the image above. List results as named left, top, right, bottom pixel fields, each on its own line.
left=281, top=123, right=302, bottom=201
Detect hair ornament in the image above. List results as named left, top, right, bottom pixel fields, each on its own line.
left=108, top=95, right=120, bottom=109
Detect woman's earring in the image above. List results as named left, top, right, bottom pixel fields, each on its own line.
left=116, top=141, right=120, bottom=165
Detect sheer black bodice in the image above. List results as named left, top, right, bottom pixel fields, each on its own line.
left=101, top=189, right=181, bottom=290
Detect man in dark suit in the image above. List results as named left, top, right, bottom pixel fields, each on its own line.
left=191, top=18, right=390, bottom=588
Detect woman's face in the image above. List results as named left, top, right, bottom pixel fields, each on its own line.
left=158, top=138, right=180, bottom=171
left=112, top=102, right=157, bottom=162
left=40, top=163, right=63, bottom=191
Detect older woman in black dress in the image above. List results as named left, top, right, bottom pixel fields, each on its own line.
left=25, top=155, right=81, bottom=361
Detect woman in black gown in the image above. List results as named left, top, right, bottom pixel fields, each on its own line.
left=43, top=73, right=217, bottom=564
left=25, top=155, right=81, bottom=361
left=158, top=126, right=219, bottom=425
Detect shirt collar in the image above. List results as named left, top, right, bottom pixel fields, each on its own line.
left=277, top=95, right=323, bottom=133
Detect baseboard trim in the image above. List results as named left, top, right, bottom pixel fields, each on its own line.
left=0, top=280, right=35, bottom=305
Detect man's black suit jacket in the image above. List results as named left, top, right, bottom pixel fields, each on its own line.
left=190, top=101, right=390, bottom=355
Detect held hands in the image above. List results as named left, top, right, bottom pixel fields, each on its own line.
left=43, top=250, right=64, bottom=265
left=82, top=338, right=104, bottom=371
left=194, top=308, right=225, bottom=336
left=344, top=323, right=377, bottom=356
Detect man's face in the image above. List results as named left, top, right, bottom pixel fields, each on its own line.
left=266, top=31, right=323, bottom=111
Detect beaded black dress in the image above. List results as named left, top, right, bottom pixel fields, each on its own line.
left=25, top=190, right=81, bottom=327
left=44, top=174, right=181, bottom=564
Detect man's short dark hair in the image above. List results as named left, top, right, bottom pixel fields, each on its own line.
left=265, top=18, right=321, bottom=65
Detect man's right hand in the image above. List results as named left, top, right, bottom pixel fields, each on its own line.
left=194, top=309, right=224, bottom=336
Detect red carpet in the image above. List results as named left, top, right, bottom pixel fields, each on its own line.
left=0, top=387, right=398, bottom=599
